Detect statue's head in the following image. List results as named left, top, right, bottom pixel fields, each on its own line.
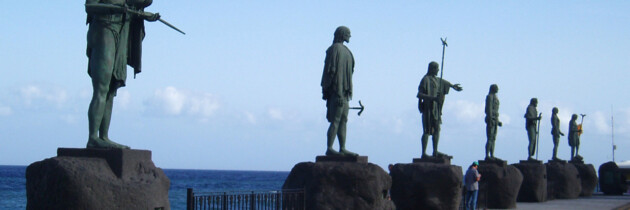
left=333, top=26, right=351, bottom=43
left=489, top=84, right=499, bottom=94
left=427, top=61, right=439, bottom=76
left=572, top=114, right=578, bottom=120
left=552, top=107, right=558, bottom=114
left=530, top=98, right=538, bottom=107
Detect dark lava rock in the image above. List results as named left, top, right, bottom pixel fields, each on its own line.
left=598, top=161, right=628, bottom=195
left=571, top=163, right=597, bottom=196
left=512, top=161, right=547, bottom=202
left=282, top=161, right=394, bottom=210
left=390, top=162, right=463, bottom=210
left=477, top=161, right=523, bottom=209
left=26, top=148, right=170, bottom=210
left=546, top=161, right=581, bottom=199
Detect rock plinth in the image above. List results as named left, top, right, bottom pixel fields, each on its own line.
left=545, top=160, right=581, bottom=199
left=571, top=163, right=597, bottom=196
left=390, top=162, right=462, bottom=210
left=282, top=160, right=394, bottom=210
left=512, top=160, right=547, bottom=202
left=26, top=148, right=170, bottom=210
left=477, top=160, right=523, bottom=209
left=598, top=161, right=628, bottom=195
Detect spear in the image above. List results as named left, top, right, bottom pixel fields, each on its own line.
left=437, top=37, right=448, bottom=117
left=85, top=3, right=186, bottom=35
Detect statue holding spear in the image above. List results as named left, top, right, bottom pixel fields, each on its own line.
left=417, top=38, right=463, bottom=158
left=84, top=0, right=183, bottom=149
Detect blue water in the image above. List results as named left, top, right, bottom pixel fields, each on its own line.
left=0, top=165, right=289, bottom=210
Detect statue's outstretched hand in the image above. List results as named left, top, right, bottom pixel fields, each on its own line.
left=452, top=84, right=463, bottom=91
left=143, top=12, right=160, bottom=22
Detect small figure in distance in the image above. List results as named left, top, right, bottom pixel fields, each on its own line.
left=550, top=107, right=565, bottom=161
left=417, top=61, right=462, bottom=158
left=568, top=114, right=582, bottom=160
left=484, top=84, right=502, bottom=161
left=524, top=98, right=542, bottom=161
left=321, top=26, right=357, bottom=157
left=464, top=161, right=481, bottom=210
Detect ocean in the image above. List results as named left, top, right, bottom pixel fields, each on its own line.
left=0, top=165, right=289, bottom=210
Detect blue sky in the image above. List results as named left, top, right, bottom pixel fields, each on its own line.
left=1, top=1, right=629, bottom=171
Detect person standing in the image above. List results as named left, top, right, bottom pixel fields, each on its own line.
left=321, top=26, right=357, bottom=157
left=465, top=161, right=481, bottom=210
left=524, top=98, right=541, bottom=160
left=550, top=107, right=565, bottom=160
left=417, top=61, right=462, bottom=158
left=484, top=84, right=502, bottom=160
left=85, top=0, right=160, bottom=149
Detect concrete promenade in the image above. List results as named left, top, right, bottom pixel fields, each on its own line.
left=513, top=194, right=630, bottom=210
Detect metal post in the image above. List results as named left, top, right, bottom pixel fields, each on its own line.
left=186, top=188, right=193, bottom=210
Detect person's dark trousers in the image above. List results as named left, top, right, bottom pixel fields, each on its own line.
left=465, top=190, right=478, bottom=210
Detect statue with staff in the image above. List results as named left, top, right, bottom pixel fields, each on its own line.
left=569, top=114, right=585, bottom=161
left=524, top=98, right=542, bottom=160
left=417, top=38, right=463, bottom=158
left=84, top=0, right=184, bottom=149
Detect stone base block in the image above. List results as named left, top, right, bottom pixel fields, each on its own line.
left=26, top=148, right=170, bottom=210
left=571, top=163, right=597, bottom=197
left=512, top=161, right=547, bottom=202
left=477, top=162, right=523, bottom=209
left=546, top=161, right=581, bottom=199
left=316, top=155, right=367, bottom=163
left=282, top=161, right=394, bottom=210
left=390, top=162, right=462, bottom=210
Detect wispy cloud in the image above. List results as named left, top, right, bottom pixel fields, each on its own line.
left=0, top=105, right=12, bottom=116
left=446, top=100, right=484, bottom=123
left=19, top=84, right=68, bottom=108
left=144, top=86, right=219, bottom=120
left=268, top=108, right=284, bottom=120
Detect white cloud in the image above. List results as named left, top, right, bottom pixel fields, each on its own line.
left=145, top=86, right=219, bottom=119
left=268, top=108, right=284, bottom=120
left=0, top=105, right=12, bottom=116
left=114, top=90, right=131, bottom=109
left=447, top=100, right=484, bottom=123
left=593, top=111, right=610, bottom=134
left=19, top=85, right=68, bottom=108
left=244, top=111, right=256, bottom=124
left=500, top=114, right=511, bottom=125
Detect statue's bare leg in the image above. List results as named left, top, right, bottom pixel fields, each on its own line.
left=86, top=30, right=128, bottom=149
left=337, top=104, right=356, bottom=156
left=99, top=91, right=129, bottom=149
left=432, top=131, right=440, bottom=157
left=326, top=121, right=341, bottom=156
left=421, top=133, right=429, bottom=158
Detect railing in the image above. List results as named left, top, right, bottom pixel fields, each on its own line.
left=187, top=188, right=305, bottom=210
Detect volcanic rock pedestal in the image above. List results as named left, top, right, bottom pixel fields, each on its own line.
left=282, top=156, right=395, bottom=210
left=512, top=160, right=547, bottom=202
left=477, top=160, right=523, bottom=209
left=545, top=160, right=581, bottom=200
left=598, top=161, right=628, bottom=195
left=26, top=148, right=170, bottom=210
left=390, top=159, right=463, bottom=210
left=569, top=161, right=597, bottom=197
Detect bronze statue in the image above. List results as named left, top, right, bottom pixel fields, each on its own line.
left=321, top=26, right=357, bottom=157
left=568, top=114, right=582, bottom=160
left=524, top=98, right=541, bottom=160
left=550, top=107, right=565, bottom=160
left=417, top=61, right=462, bottom=158
left=484, top=84, right=502, bottom=160
left=85, top=0, right=160, bottom=149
